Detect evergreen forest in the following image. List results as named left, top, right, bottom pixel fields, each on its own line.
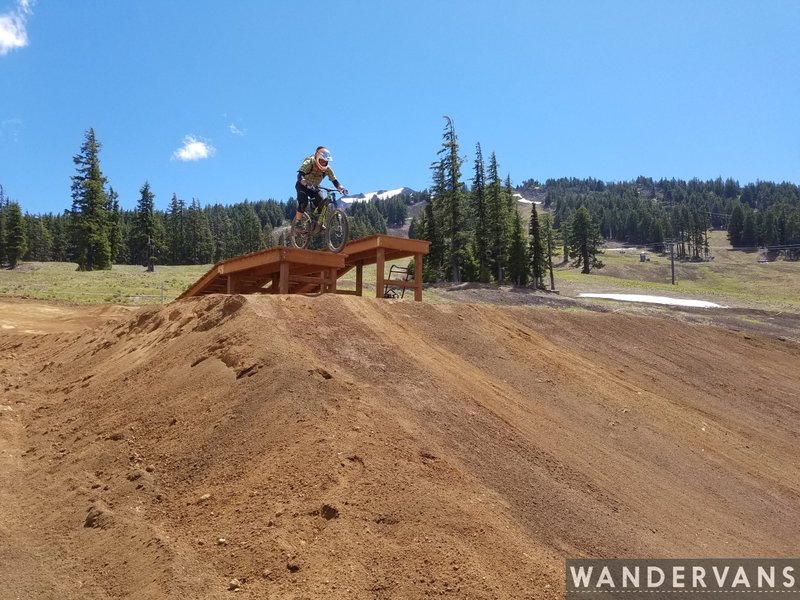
left=413, top=118, right=800, bottom=285
left=2, top=126, right=799, bottom=284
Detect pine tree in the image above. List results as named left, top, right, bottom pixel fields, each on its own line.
left=728, top=201, right=745, bottom=247
left=529, top=203, right=545, bottom=288
left=408, top=215, right=419, bottom=240
left=786, top=210, right=800, bottom=258
left=263, top=223, right=275, bottom=248
left=278, top=229, right=289, bottom=248
left=741, top=209, right=758, bottom=247
left=540, top=213, right=557, bottom=290
left=166, top=194, right=186, bottom=263
left=208, top=204, right=233, bottom=262
left=236, top=202, right=266, bottom=254
left=424, top=160, right=446, bottom=282
left=435, top=116, right=468, bottom=282
left=186, top=199, right=214, bottom=264
left=504, top=176, right=516, bottom=215
left=50, top=211, right=71, bottom=262
left=507, top=209, right=529, bottom=286
left=486, top=153, right=510, bottom=281
left=70, top=128, right=112, bottom=270
left=761, top=210, right=779, bottom=247
left=5, top=202, right=27, bottom=268
left=346, top=201, right=388, bottom=236
left=568, top=206, right=604, bottom=274
left=0, top=184, right=8, bottom=265
left=25, top=215, right=52, bottom=261
left=107, top=188, right=123, bottom=263
left=420, top=198, right=443, bottom=282
left=132, top=181, right=157, bottom=269
left=471, top=142, right=490, bottom=282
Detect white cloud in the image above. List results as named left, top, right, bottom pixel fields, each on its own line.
left=229, top=123, right=246, bottom=136
left=172, top=135, right=216, bottom=162
left=0, top=0, right=34, bottom=56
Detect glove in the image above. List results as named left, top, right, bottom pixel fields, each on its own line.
left=338, top=187, right=349, bottom=196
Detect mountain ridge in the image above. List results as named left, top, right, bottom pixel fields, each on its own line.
left=341, top=186, right=417, bottom=204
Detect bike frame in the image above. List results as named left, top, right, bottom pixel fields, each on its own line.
left=290, top=186, right=350, bottom=253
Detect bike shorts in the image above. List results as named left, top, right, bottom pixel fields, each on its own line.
left=295, top=182, right=324, bottom=214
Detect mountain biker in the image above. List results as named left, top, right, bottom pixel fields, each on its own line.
left=292, top=146, right=348, bottom=226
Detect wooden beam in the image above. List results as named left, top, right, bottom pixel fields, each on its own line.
left=375, top=247, right=385, bottom=299
left=343, top=234, right=430, bottom=259
left=414, top=253, right=423, bottom=301
left=290, top=274, right=335, bottom=285
left=215, top=246, right=345, bottom=276
left=279, top=247, right=346, bottom=269
left=177, top=265, right=222, bottom=299
left=294, top=283, right=317, bottom=294
left=218, top=248, right=282, bottom=275
left=356, top=263, right=363, bottom=296
left=279, top=261, right=289, bottom=294
left=327, top=267, right=337, bottom=293
left=383, top=278, right=415, bottom=287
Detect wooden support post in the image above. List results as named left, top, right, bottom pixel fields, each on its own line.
left=227, top=274, right=236, bottom=294
left=328, top=268, right=337, bottom=293
left=375, top=248, right=385, bottom=299
left=279, top=261, right=290, bottom=294
left=356, top=263, right=363, bottom=296
left=271, top=273, right=280, bottom=293
left=414, top=252, right=423, bottom=301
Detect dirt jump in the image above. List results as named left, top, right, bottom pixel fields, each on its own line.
left=1, top=294, right=798, bottom=599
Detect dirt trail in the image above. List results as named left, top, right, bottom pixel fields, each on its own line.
left=0, top=298, right=136, bottom=334
left=1, top=295, right=798, bottom=599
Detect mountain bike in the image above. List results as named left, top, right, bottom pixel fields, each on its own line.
left=290, top=186, right=350, bottom=253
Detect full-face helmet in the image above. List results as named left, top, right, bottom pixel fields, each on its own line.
left=314, top=147, right=332, bottom=171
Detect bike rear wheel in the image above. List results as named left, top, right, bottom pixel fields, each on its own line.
left=325, top=209, right=349, bottom=253
left=290, top=214, right=313, bottom=250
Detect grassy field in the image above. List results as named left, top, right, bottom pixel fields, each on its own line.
left=0, top=258, right=418, bottom=304
left=1, top=231, right=798, bottom=309
left=551, top=230, right=800, bottom=310
left=0, top=262, right=211, bottom=304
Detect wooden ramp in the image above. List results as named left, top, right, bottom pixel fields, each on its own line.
left=339, top=235, right=430, bottom=301
left=177, top=247, right=345, bottom=300
left=178, top=235, right=430, bottom=301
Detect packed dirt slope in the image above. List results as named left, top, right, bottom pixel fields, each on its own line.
left=1, top=295, right=799, bottom=599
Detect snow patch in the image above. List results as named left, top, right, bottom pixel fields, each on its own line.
left=513, top=193, right=540, bottom=205
left=341, top=187, right=412, bottom=205
left=579, top=293, right=725, bottom=308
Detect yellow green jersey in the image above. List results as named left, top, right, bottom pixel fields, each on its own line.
left=298, top=156, right=337, bottom=187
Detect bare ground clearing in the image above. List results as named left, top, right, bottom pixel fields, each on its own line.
left=1, top=294, right=798, bottom=599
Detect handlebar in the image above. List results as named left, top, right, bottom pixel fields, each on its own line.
left=316, top=186, right=340, bottom=209
left=318, top=186, right=350, bottom=207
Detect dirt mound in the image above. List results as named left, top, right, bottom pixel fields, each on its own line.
left=1, top=295, right=799, bottom=599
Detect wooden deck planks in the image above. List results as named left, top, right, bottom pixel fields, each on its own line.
left=178, top=235, right=430, bottom=301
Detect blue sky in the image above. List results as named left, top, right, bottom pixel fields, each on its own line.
left=1, top=1, right=798, bottom=215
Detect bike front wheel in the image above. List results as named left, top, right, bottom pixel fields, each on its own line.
left=290, top=214, right=313, bottom=250
left=325, top=209, right=349, bottom=253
